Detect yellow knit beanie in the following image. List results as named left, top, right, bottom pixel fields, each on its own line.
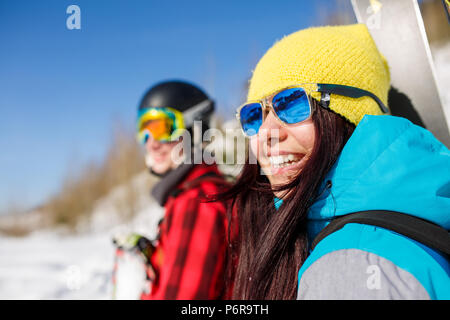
left=247, top=24, right=390, bottom=125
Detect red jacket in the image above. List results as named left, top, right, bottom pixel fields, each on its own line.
left=142, top=163, right=229, bottom=300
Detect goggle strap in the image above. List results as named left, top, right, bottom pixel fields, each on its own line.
left=317, top=83, right=388, bottom=113
left=182, top=100, right=213, bottom=128
left=319, top=92, right=331, bottom=109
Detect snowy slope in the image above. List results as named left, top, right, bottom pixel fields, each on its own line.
left=0, top=171, right=164, bottom=300
left=0, top=231, right=114, bottom=299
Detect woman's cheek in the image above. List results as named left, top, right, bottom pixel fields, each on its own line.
left=249, top=136, right=272, bottom=176
left=249, top=137, right=258, bottom=161
left=250, top=136, right=264, bottom=165
left=289, top=121, right=316, bottom=152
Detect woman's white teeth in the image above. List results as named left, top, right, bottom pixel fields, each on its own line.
left=269, top=154, right=301, bottom=168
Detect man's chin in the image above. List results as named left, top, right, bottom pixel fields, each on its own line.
left=151, top=165, right=171, bottom=175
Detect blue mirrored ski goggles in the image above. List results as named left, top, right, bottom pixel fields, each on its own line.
left=236, top=83, right=388, bottom=137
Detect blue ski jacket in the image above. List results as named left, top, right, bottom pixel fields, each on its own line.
left=297, top=115, right=450, bottom=300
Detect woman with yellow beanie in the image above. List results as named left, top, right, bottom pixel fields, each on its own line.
left=224, top=24, right=450, bottom=300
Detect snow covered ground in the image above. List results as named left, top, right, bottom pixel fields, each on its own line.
left=0, top=204, right=165, bottom=300
left=0, top=231, right=115, bottom=299
left=0, top=172, right=164, bottom=300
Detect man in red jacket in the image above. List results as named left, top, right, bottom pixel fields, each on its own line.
left=136, top=80, right=229, bottom=299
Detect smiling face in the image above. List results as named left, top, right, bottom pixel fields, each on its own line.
left=249, top=107, right=316, bottom=193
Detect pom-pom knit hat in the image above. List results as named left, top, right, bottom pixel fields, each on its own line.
left=247, top=24, right=391, bottom=125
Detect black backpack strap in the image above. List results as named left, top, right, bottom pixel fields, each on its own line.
left=311, top=210, right=450, bottom=256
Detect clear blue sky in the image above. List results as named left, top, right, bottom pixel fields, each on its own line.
left=0, top=0, right=353, bottom=213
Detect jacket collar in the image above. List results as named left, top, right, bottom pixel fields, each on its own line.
left=151, top=162, right=220, bottom=206
left=308, top=115, right=450, bottom=230
left=151, top=163, right=195, bottom=206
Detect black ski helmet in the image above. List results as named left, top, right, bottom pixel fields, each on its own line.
left=138, top=80, right=214, bottom=130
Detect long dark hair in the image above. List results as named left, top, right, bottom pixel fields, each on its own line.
left=223, top=99, right=355, bottom=300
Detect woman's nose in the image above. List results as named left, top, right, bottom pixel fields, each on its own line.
left=258, top=110, right=288, bottom=146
